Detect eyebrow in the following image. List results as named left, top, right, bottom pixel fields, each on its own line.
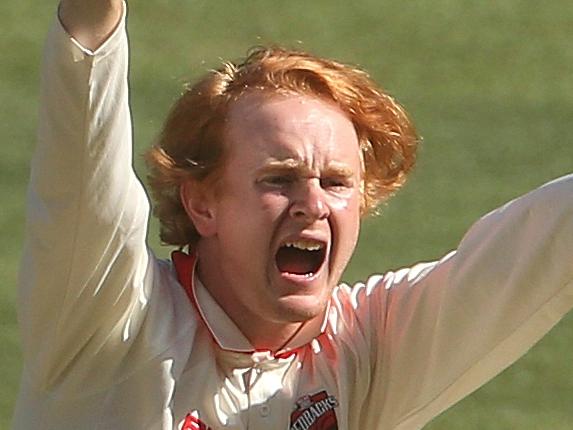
left=257, top=158, right=355, bottom=178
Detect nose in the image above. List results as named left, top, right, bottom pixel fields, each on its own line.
left=289, top=179, right=330, bottom=222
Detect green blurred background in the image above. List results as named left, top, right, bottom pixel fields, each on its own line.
left=1, top=0, right=572, bottom=428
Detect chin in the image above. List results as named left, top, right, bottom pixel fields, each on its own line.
left=275, top=295, right=327, bottom=323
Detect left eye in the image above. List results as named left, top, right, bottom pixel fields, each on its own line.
left=321, top=178, right=350, bottom=189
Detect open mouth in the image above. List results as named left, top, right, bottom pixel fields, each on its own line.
left=275, top=239, right=327, bottom=277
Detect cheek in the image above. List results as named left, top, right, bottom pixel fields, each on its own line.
left=328, top=197, right=350, bottom=211
left=327, top=190, right=361, bottom=220
left=259, top=193, right=291, bottom=218
left=329, top=194, right=361, bottom=249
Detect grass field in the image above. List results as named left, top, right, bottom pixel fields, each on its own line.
left=1, top=1, right=572, bottom=428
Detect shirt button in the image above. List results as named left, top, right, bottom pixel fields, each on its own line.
left=259, top=404, right=270, bottom=417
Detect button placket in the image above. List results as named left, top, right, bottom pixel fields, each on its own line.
left=245, top=351, right=298, bottom=426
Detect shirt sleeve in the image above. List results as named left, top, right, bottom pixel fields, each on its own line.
left=353, top=174, right=573, bottom=429
left=18, top=3, right=153, bottom=392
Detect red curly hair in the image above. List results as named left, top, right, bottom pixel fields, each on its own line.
left=145, top=46, right=419, bottom=248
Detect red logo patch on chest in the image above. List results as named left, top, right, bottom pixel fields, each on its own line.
left=180, top=412, right=212, bottom=430
left=290, top=390, right=339, bottom=430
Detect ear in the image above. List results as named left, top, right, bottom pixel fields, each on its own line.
left=180, top=180, right=218, bottom=238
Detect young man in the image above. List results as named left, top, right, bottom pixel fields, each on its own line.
left=14, top=1, right=573, bottom=429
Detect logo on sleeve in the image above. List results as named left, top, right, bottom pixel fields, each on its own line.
left=290, top=390, right=339, bottom=430
left=180, top=411, right=212, bottom=430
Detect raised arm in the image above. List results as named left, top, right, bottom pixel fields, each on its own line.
left=343, top=174, right=573, bottom=428
left=59, top=0, right=123, bottom=51
left=18, top=0, right=152, bottom=393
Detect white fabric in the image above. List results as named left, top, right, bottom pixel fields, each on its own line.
left=13, top=8, right=573, bottom=430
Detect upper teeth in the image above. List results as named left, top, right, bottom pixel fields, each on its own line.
left=283, top=240, right=324, bottom=251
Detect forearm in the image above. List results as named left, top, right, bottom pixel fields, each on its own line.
left=20, top=8, right=151, bottom=388
left=372, top=174, right=573, bottom=427
left=58, top=0, right=123, bottom=51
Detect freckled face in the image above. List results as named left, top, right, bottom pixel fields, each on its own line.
left=198, top=93, right=362, bottom=326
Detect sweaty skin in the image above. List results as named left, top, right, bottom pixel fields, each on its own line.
left=181, top=93, right=363, bottom=350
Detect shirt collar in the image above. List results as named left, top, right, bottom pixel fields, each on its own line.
left=172, top=250, right=329, bottom=355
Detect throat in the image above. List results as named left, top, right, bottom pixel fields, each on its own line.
left=250, top=321, right=307, bottom=352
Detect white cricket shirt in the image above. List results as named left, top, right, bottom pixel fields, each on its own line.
left=13, top=5, right=573, bottom=430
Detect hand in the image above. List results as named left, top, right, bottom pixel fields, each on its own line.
left=58, top=0, right=123, bottom=51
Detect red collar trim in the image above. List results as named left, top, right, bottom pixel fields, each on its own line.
left=172, top=250, right=256, bottom=353
left=172, top=250, right=197, bottom=305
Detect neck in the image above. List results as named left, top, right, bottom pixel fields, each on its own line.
left=243, top=319, right=307, bottom=352
left=204, top=276, right=308, bottom=351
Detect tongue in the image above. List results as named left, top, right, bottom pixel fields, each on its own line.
left=276, top=247, right=319, bottom=275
